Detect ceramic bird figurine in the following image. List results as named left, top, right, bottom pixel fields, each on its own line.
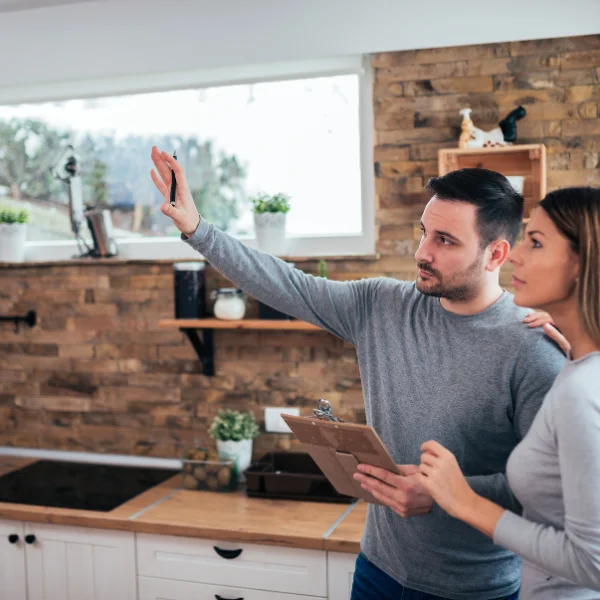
left=458, top=105, right=527, bottom=148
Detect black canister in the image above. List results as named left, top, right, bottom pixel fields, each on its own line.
left=174, top=262, right=206, bottom=318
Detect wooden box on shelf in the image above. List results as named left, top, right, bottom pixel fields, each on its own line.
left=438, top=144, right=547, bottom=219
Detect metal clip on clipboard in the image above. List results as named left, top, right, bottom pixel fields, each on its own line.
left=312, top=399, right=344, bottom=422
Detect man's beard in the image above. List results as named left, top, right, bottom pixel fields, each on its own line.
left=415, top=254, right=484, bottom=302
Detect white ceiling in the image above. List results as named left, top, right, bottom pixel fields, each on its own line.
left=0, top=0, right=599, bottom=103
left=0, top=0, right=102, bottom=13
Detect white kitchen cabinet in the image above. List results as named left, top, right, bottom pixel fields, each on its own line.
left=137, top=533, right=327, bottom=597
left=22, top=521, right=136, bottom=600
left=0, top=519, right=27, bottom=600
left=327, top=552, right=358, bottom=600
left=1, top=518, right=357, bottom=600
left=138, top=576, right=324, bottom=600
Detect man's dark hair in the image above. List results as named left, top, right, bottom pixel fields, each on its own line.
left=424, top=168, right=524, bottom=248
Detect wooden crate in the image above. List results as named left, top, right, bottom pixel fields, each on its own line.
left=438, top=144, right=546, bottom=219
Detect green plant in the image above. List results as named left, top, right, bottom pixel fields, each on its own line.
left=84, top=159, right=109, bottom=208
left=209, top=409, right=260, bottom=442
left=318, top=259, right=328, bottom=279
left=0, top=206, right=29, bottom=224
left=251, top=192, right=291, bottom=214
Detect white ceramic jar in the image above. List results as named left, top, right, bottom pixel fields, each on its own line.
left=212, top=288, right=246, bottom=320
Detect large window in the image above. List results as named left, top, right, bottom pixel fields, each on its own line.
left=0, top=58, right=374, bottom=260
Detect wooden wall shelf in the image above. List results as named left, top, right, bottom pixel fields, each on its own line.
left=159, top=319, right=321, bottom=331
left=158, top=318, right=324, bottom=376
left=438, top=143, right=547, bottom=219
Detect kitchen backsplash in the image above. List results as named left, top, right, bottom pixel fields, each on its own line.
left=0, top=260, right=372, bottom=458
left=1, top=33, right=599, bottom=457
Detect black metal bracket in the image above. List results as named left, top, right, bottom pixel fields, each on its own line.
left=0, top=310, right=37, bottom=333
left=182, top=328, right=215, bottom=376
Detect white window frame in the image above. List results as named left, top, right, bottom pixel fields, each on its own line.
left=3, top=56, right=376, bottom=261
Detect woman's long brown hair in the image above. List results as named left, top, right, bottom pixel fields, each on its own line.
left=540, top=187, right=600, bottom=348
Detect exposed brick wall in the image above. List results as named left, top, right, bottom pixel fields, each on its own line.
left=1, top=33, right=599, bottom=457
left=0, top=261, right=368, bottom=458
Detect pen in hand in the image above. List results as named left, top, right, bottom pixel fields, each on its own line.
left=169, top=150, right=177, bottom=206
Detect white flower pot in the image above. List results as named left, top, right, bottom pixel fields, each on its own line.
left=0, top=223, right=27, bottom=262
left=217, top=438, right=253, bottom=482
left=254, top=212, right=287, bottom=255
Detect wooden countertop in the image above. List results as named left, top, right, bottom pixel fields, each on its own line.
left=0, top=456, right=365, bottom=552
left=324, top=501, right=366, bottom=553
left=132, top=489, right=357, bottom=550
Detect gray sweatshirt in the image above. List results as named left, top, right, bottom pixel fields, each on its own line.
left=184, top=219, right=565, bottom=600
left=494, top=352, right=600, bottom=599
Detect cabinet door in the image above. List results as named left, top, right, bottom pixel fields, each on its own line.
left=0, top=519, right=27, bottom=600
left=24, top=522, right=136, bottom=600
left=138, top=576, right=324, bottom=600
left=328, top=552, right=358, bottom=600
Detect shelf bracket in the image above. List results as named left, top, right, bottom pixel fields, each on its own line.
left=0, top=310, right=37, bottom=333
left=181, top=328, right=215, bottom=376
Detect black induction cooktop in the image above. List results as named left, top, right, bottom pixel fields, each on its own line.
left=0, top=460, right=179, bottom=512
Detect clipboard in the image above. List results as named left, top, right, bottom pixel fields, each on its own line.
left=280, top=413, right=401, bottom=504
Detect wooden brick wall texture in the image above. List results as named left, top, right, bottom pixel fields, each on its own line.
left=1, top=34, right=599, bottom=457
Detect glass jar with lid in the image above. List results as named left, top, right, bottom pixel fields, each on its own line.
left=211, top=288, right=247, bottom=320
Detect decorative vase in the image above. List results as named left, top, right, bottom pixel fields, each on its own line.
left=253, top=212, right=287, bottom=255
left=0, top=222, right=27, bottom=262
left=217, top=438, right=253, bottom=482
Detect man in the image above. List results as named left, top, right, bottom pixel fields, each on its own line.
left=150, top=147, right=565, bottom=600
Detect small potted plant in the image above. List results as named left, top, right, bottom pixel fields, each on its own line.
left=0, top=206, right=29, bottom=262
left=318, top=259, right=329, bottom=279
left=210, top=409, right=260, bottom=481
left=251, top=192, right=291, bottom=255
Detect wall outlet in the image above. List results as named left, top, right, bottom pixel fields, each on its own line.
left=264, top=407, right=299, bottom=433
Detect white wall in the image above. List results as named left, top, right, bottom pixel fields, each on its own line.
left=0, top=0, right=599, bottom=100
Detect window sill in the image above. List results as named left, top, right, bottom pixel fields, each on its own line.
left=14, top=230, right=377, bottom=265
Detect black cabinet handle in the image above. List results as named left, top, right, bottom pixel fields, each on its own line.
left=215, top=596, right=243, bottom=600
left=8, top=534, right=19, bottom=544
left=25, top=534, right=36, bottom=544
left=213, top=546, right=243, bottom=560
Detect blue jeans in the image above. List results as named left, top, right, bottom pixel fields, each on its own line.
left=351, top=553, right=520, bottom=600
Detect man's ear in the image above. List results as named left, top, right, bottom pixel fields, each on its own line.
left=485, top=239, right=511, bottom=272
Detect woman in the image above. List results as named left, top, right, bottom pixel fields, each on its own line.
left=417, top=187, right=600, bottom=599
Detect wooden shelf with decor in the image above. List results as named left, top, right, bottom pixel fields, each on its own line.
left=158, top=318, right=324, bottom=376
left=438, top=144, right=547, bottom=219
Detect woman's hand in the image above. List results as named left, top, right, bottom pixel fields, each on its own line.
left=523, top=310, right=553, bottom=329
left=150, top=146, right=200, bottom=237
left=523, top=310, right=571, bottom=355
left=416, top=441, right=478, bottom=520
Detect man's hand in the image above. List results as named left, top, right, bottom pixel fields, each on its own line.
left=150, top=146, right=200, bottom=237
left=416, top=441, right=478, bottom=520
left=353, top=464, right=434, bottom=516
left=523, top=310, right=571, bottom=355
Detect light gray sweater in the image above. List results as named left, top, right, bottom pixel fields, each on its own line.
left=494, top=351, right=600, bottom=599
left=184, top=219, right=565, bottom=600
